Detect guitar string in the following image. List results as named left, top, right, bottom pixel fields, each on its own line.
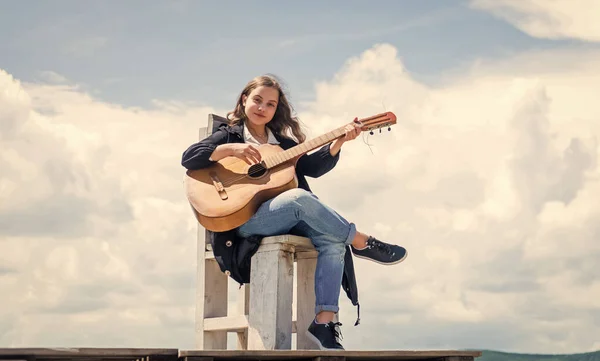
left=219, top=141, right=336, bottom=186
left=220, top=130, right=345, bottom=186
left=220, top=156, right=292, bottom=187
left=218, top=121, right=389, bottom=187
left=220, top=133, right=341, bottom=186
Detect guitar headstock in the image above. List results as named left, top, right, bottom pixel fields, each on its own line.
left=357, top=111, right=397, bottom=133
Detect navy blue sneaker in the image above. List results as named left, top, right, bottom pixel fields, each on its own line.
left=306, top=320, right=344, bottom=350
left=351, top=236, right=407, bottom=265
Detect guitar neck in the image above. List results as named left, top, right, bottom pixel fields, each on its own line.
left=263, top=126, right=346, bottom=169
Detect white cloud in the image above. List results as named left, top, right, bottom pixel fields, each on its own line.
left=1, top=42, right=600, bottom=353
left=299, top=44, right=600, bottom=353
left=0, top=69, right=219, bottom=348
left=470, top=0, right=600, bottom=42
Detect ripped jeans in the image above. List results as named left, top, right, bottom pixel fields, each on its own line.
left=237, top=188, right=357, bottom=315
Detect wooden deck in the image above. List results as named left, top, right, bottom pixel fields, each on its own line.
left=0, top=348, right=481, bottom=361
left=179, top=349, right=483, bottom=361
left=0, top=348, right=179, bottom=361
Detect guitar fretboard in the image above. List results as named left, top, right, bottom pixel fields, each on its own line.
left=263, top=126, right=346, bottom=169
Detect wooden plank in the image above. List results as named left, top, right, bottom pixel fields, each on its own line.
left=0, top=348, right=178, bottom=360
left=236, top=330, right=248, bottom=352
left=295, top=250, right=318, bottom=350
left=262, top=235, right=314, bottom=250
left=195, top=231, right=207, bottom=349
left=202, top=315, right=299, bottom=334
left=0, top=348, right=178, bottom=355
left=179, top=350, right=482, bottom=360
left=247, top=246, right=294, bottom=350
left=204, top=315, right=248, bottom=332
left=199, top=120, right=212, bottom=253
left=195, top=115, right=228, bottom=350
left=236, top=285, right=250, bottom=350
left=196, top=258, right=228, bottom=350
left=314, top=357, right=346, bottom=361
left=200, top=222, right=313, bottom=258
left=256, top=243, right=296, bottom=254
left=198, top=225, right=211, bottom=252
left=238, top=284, right=250, bottom=315
left=0, top=348, right=480, bottom=360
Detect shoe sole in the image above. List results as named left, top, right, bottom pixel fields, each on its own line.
left=352, top=249, right=408, bottom=265
left=305, top=330, right=344, bottom=351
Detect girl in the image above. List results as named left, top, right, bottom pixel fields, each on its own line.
left=181, top=74, right=407, bottom=350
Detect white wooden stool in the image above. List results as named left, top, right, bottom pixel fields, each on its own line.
left=192, top=114, right=325, bottom=351
left=195, top=233, right=320, bottom=350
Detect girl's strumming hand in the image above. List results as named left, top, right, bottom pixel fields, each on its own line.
left=228, top=143, right=262, bottom=165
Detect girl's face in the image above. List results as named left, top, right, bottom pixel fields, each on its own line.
left=242, top=85, right=279, bottom=127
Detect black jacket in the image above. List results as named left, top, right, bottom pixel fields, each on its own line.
left=181, top=117, right=361, bottom=325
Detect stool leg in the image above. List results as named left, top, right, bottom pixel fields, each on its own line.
left=196, top=257, right=228, bottom=350
left=236, top=285, right=250, bottom=350
left=248, top=244, right=294, bottom=350
left=296, top=250, right=319, bottom=350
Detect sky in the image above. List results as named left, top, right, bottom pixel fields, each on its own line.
left=1, top=0, right=600, bottom=355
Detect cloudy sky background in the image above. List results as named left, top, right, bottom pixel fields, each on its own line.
left=1, top=0, right=599, bottom=354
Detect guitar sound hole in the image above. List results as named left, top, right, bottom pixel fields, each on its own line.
left=247, top=163, right=267, bottom=179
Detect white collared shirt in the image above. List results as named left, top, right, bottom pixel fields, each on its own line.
left=243, top=126, right=280, bottom=145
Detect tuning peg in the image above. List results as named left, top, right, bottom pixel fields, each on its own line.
left=379, top=128, right=382, bottom=133
left=388, top=127, right=391, bottom=131
left=369, top=130, right=374, bottom=135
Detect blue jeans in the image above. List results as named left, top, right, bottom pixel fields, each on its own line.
left=237, top=188, right=357, bottom=315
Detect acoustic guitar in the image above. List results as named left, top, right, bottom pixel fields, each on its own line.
left=184, top=111, right=397, bottom=232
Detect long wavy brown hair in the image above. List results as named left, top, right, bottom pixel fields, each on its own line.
left=226, top=74, right=306, bottom=143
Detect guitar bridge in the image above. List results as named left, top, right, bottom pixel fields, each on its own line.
left=209, top=172, right=228, bottom=200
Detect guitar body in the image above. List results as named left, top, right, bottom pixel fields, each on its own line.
left=184, top=111, right=397, bottom=233
left=184, top=144, right=299, bottom=232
